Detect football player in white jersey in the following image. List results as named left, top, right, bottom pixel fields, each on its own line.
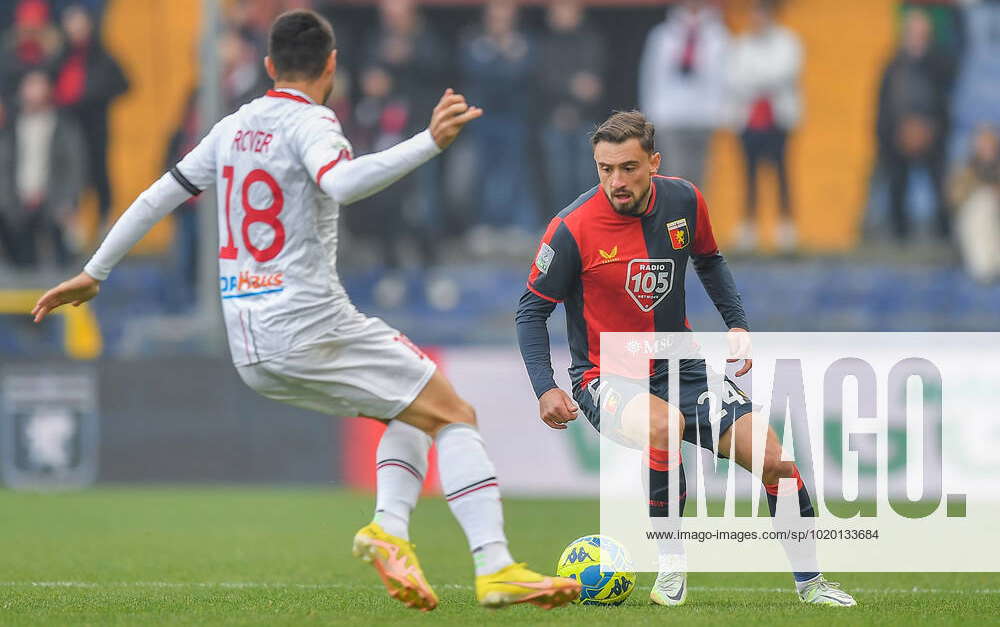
left=32, top=9, right=579, bottom=612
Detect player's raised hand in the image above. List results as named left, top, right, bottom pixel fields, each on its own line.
left=427, top=88, right=483, bottom=150
left=31, top=272, right=100, bottom=323
left=538, top=387, right=578, bottom=430
left=727, top=327, right=753, bottom=377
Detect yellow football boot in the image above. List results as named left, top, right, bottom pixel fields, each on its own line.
left=476, top=562, right=581, bottom=609
left=352, top=522, right=438, bottom=611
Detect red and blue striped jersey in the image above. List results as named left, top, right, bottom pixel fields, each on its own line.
left=516, top=176, right=747, bottom=397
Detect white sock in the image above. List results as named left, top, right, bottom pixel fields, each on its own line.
left=653, top=520, right=685, bottom=573
left=373, top=420, right=431, bottom=541
left=474, top=542, right=514, bottom=577
left=657, top=551, right=688, bottom=574
left=435, top=423, right=514, bottom=576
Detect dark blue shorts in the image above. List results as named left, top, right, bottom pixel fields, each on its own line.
left=573, top=362, right=753, bottom=453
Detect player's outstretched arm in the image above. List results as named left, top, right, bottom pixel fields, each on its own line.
left=33, top=114, right=221, bottom=323
left=313, top=89, right=482, bottom=206
left=32, top=272, right=100, bottom=322
left=32, top=170, right=199, bottom=323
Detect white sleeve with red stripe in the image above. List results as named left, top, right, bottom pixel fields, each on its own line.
left=299, top=112, right=440, bottom=206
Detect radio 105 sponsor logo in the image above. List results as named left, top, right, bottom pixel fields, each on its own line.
left=626, top=259, right=674, bottom=312
left=219, top=271, right=285, bottom=299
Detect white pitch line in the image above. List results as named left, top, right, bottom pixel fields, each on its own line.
left=1, top=582, right=998, bottom=595
left=701, top=586, right=1000, bottom=595
left=0, top=582, right=469, bottom=591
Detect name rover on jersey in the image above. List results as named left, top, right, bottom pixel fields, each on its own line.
left=232, top=129, right=274, bottom=154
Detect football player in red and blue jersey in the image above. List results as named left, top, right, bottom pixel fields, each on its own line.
left=515, top=111, right=856, bottom=607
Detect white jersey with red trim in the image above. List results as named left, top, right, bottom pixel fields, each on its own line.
left=173, top=88, right=359, bottom=366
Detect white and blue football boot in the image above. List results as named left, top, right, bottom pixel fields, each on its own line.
left=796, top=575, right=857, bottom=607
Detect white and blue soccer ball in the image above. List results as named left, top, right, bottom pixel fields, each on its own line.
left=556, top=534, right=636, bottom=606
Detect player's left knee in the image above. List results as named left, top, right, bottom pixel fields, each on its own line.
left=635, top=396, right=684, bottom=451
left=647, top=412, right=684, bottom=451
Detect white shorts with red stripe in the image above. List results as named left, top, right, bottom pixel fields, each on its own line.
left=236, top=315, right=436, bottom=420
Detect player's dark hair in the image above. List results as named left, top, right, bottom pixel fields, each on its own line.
left=591, top=111, right=655, bottom=154
left=268, top=10, right=335, bottom=81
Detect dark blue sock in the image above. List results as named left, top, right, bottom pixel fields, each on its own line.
left=764, top=468, right=819, bottom=583
left=649, top=448, right=686, bottom=517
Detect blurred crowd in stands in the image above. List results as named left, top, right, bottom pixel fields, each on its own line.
left=869, top=0, right=1000, bottom=284
left=0, top=0, right=998, bottom=291
left=641, top=0, right=801, bottom=254
left=0, top=0, right=126, bottom=270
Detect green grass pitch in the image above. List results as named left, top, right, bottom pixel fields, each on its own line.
left=1, top=488, right=997, bottom=625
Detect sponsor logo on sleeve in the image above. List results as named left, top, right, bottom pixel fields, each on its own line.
left=535, top=243, right=555, bottom=274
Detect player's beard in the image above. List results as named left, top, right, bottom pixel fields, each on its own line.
left=608, top=181, right=651, bottom=216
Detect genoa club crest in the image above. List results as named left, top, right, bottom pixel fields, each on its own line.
left=666, top=218, right=689, bottom=250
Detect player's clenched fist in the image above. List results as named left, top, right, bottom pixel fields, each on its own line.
left=428, top=88, right=483, bottom=150
left=538, top=387, right=579, bottom=430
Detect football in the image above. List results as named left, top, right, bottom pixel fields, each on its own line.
left=556, top=535, right=637, bottom=606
